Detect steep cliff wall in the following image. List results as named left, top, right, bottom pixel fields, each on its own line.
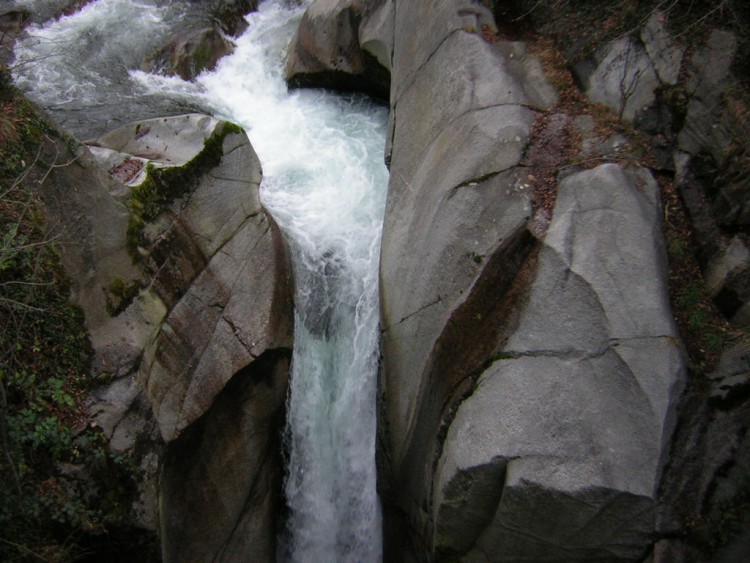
left=374, top=2, right=683, bottom=559
left=34, top=113, right=294, bottom=562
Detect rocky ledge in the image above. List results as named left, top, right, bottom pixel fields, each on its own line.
left=36, top=112, right=293, bottom=562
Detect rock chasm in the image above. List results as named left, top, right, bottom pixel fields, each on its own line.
left=6, top=0, right=750, bottom=561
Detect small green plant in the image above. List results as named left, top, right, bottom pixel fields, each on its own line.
left=1, top=82, right=151, bottom=561
left=677, top=282, right=704, bottom=310
left=105, top=277, right=141, bottom=316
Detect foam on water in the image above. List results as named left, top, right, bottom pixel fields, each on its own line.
left=12, top=0, right=184, bottom=107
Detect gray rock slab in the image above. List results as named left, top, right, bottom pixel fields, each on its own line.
left=641, top=11, right=684, bottom=86
left=143, top=211, right=292, bottom=441
left=391, top=33, right=555, bottom=170
left=89, top=113, right=220, bottom=166
left=181, top=131, right=263, bottom=257
left=381, top=104, right=533, bottom=463
left=378, top=10, right=559, bottom=552
left=84, top=113, right=293, bottom=443
left=433, top=164, right=685, bottom=559
left=581, top=37, right=659, bottom=121
left=285, top=0, right=364, bottom=78
left=359, top=0, right=394, bottom=71
left=513, top=164, right=674, bottom=347
left=284, top=0, right=390, bottom=97
left=391, top=0, right=496, bottom=101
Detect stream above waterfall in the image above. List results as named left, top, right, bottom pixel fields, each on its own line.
left=12, top=0, right=389, bottom=561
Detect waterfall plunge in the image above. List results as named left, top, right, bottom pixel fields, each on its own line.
left=137, top=2, right=389, bottom=561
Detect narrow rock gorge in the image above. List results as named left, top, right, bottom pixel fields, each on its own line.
left=2, top=0, right=749, bottom=562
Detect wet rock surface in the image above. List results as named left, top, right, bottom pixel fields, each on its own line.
left=143, top=25, right=235, bottom=81
left=284, top=0, right=390, bottom=99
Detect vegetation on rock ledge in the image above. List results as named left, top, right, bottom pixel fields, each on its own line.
left=1, top=69, right=155, bottom=562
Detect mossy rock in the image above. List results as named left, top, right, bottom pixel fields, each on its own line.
left=125, top=120, right=243, bottom=261
left=105, top=277, right=142, bottom=316
left=143, top=25, right=234, bottom=81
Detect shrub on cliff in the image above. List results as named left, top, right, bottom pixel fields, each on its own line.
left=0, top=76, right=155, bottom=562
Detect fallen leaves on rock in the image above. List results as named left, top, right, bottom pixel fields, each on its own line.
left=108, top=157, right=144, bottom=184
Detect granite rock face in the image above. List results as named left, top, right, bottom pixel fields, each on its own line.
left=160, top=349, right=289, bottom=563
left=362, top=1, right=687, bottom=560
left=570, top=12, right=750, bottom=328
left=433, top=164, right=684, bottom=560
left=573, top=12, right=684, bottom=123
left=45, top=113, right=292, bottom=561
left=284, top=0, right=390, bottom=99
left=87, top=114, right=293, bottom=443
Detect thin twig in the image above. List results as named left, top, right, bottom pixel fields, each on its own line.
left=0, top=537, right=50, bottom=561
left=512, top=1, right=543, bottom=22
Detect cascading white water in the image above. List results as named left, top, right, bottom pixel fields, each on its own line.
left=15, top=0, right=388, bottom=560
left=137, top=3, right=389, bottom=560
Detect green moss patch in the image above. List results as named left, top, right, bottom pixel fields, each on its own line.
left=125, top=121, right=242, bottom=261
left=104, top=277, right=142, bottom=316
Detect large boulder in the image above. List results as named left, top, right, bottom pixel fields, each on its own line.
left=376, top=1, right=685, bottom=560
left=141, top=1, right=259, bottom=81
left=433, top=164, right=684, bottom=560
left=377, top=0, right=547, bottom=556
left=87, top=113, right=294, bottom=441
left=571, top=11, right=683, bottom=124
left=44, top=113, right=293, bottom=560
left=213, top=0, right=259, bottom=37
left=143, top=25, right=234, bottom=81
left=284, top=0, right=390, bottom=99
left=575, top=36, right=660, bottom=122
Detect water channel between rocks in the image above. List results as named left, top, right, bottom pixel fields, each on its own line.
left=13, top=0, right=389, bottom=560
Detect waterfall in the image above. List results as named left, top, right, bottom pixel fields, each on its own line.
left=14, top=0, right=388, bottom=560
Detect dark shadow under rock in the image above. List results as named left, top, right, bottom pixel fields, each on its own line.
left=160, top=348, right=291, bottom=563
